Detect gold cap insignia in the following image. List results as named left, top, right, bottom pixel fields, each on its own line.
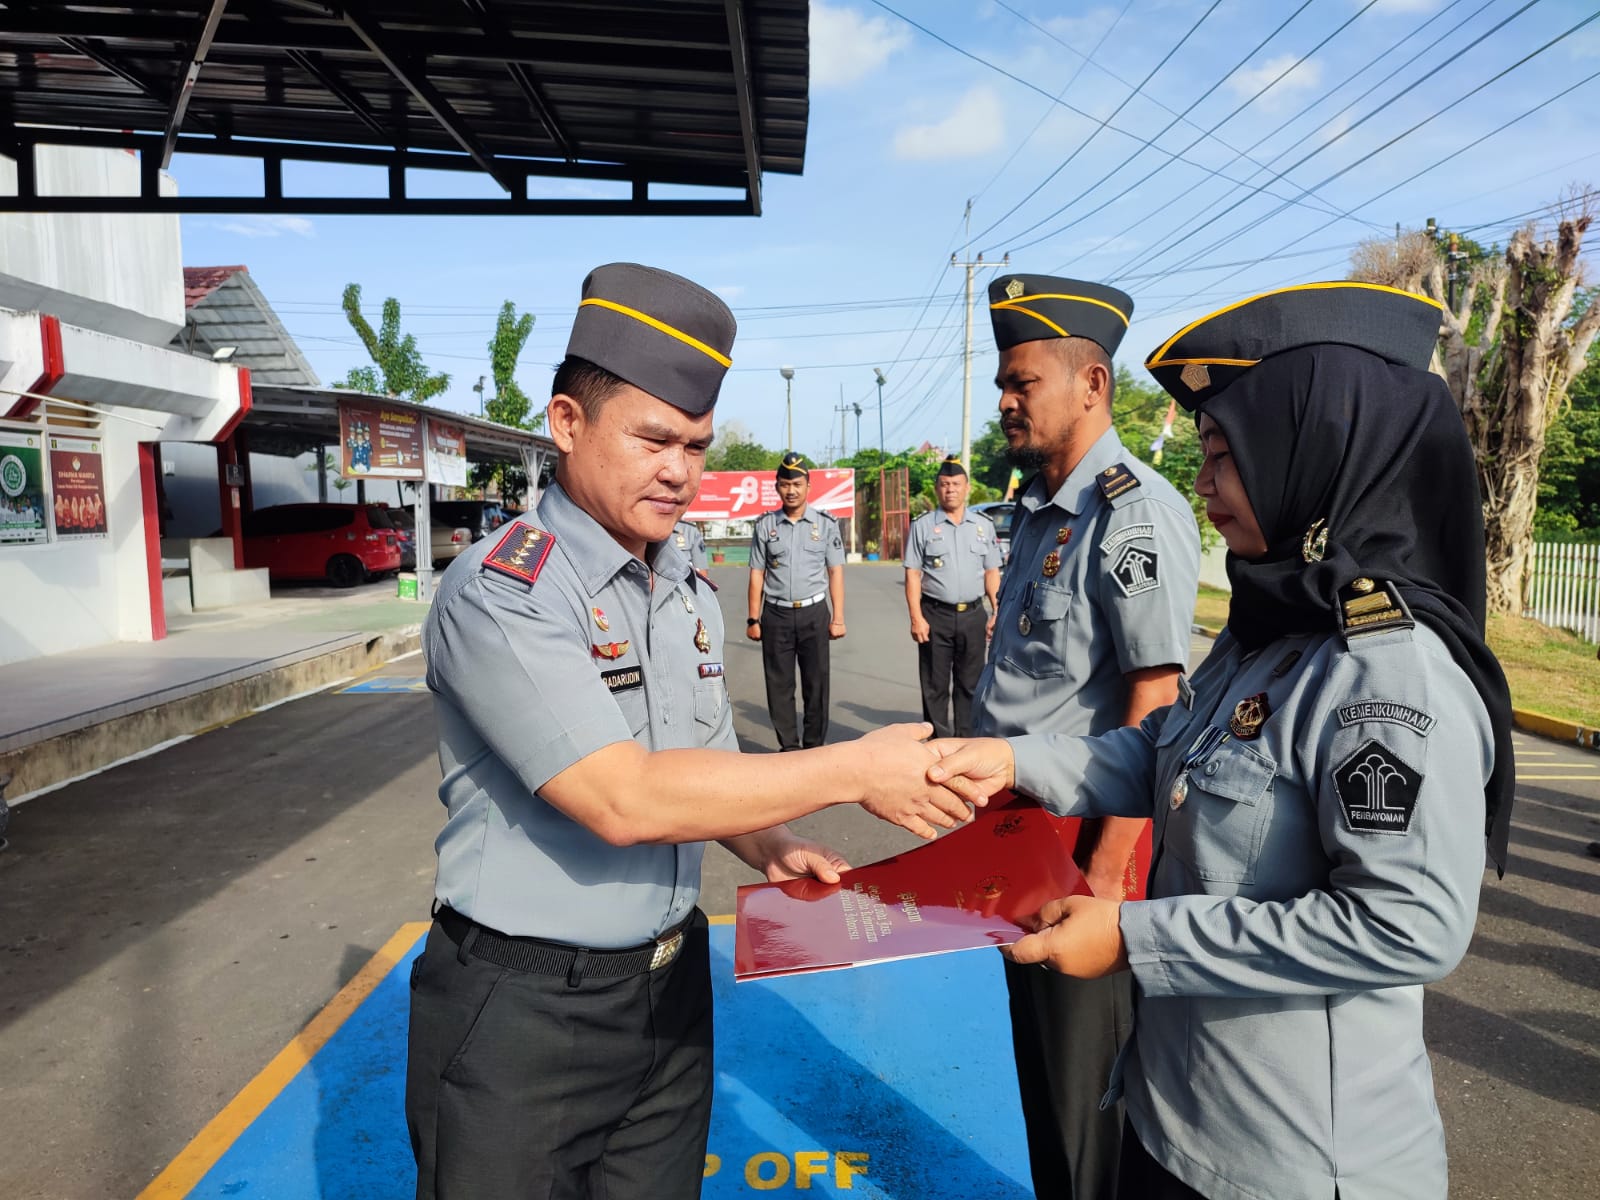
left=1352, top=577, right=1375, bottom=594
left=1005, top=278, right=1024, bottom=300
left=1180, top=363, right=1211, bottom=392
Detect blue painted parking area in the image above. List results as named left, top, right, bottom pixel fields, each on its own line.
left=338, top=677, right=429, bottom=694
left=171, top=922, right=1030, bottom=1198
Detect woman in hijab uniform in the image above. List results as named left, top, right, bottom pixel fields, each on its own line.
left=928, top=282, right=1514, bottom=1200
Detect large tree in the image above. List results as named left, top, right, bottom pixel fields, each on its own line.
left=471, top=301, right=539, bottom=503
left=1351, top=197, right=1600, bottom=612
left=336, top=283, right=450, bottom=402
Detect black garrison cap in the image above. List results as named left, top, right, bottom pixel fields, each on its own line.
left=776, top=451, right=809, bottom=480
left=936, top=453, right=967, bottom=478
left=988, top=274, right=1134, bottom=356
left=564, top=262, right=736, bottom=416
left=1144, top=281, right=1444, bottom=410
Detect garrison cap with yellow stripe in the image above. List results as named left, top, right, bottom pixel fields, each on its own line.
left=565, top=262, right=737, bottom=416
left=1144, top=281, right=1443, bottom=411
left=987, top=274, right=1134, bottom=356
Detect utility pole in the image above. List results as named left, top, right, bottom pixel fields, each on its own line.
left=873, top=368, right=886, bottom=460
left=949, top=200, right=1007, bottom=474
left=834, top=384, right=850, bottom=465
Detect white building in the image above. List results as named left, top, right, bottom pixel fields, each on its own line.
left=0, top=146, right=248, bottom=667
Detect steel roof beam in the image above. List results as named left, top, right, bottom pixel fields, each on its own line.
left=161, top=0, right=229, bottom=168
left=722, top=0, right=762, bottom=216
left=284, top=47, right=394, bottom=143
left=337, top=0, right=518, bottom=195
left=458, top=0, right=575, bottom=162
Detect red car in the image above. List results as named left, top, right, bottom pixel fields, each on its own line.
left=239, top=503, right=401, bottom=587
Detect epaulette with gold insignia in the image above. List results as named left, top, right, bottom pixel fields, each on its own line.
left=1336, top=577, right=1414, bottom=641
left=1096, top=462, right=1142, bottom=504
left=483, top=521, right=555, bottom=585
left=694, top=567, right=719, bottom=592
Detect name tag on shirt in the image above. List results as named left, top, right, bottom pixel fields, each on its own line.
left=601, top=666, right=643, bottom=693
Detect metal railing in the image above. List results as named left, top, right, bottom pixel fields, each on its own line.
left=1525, top=540, right=1600, bottom=643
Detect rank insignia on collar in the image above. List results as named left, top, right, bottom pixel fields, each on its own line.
left=682, top=593, right=694, bottom=613
left=1096, top=462, right=1141, bottom=502
left=1337, top=579, right=1414, bottom=641
left=592, top=606, right=610, bottom=632
left=1041, top=550, right=1061, bottom=578
left=675, top=533, right=687, bottom=549
left=694, top=619, right=711, bottom=654
left=484, top=523, right=555, bottom=585
left=1056, top=527, right=1072, bottom=545
left=1229, top=692, right=1270, bottom=740
left=592, top=640, right=631, bottom=660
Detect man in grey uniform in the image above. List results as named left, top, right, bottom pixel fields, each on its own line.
left=975, top=274, right=1201, bottom=1198
left=747, top=454, right=846, bottom=750
left=672, top=518, right=709, bottom=571
left=905, top=454, right=1003, bottom=737
left=407, top=263, right=971, bottom=1200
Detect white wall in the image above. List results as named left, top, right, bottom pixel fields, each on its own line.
left=0, top=420, right=154, bottom=666
left=0, top=146, right=184, bottom=346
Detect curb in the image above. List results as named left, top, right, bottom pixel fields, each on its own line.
left=0, top=625, right=423, bottom=804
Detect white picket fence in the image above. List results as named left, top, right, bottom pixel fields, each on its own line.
left=1525, top=540, right=1600, bottom=643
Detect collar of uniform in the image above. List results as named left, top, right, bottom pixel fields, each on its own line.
left=645, top=532, right=691, bottom=583
left=537, top=481, right=652, bottom=593
left=779, top=505, right=821, bottom=525
left=1035, top=426, right=1128, bottom=517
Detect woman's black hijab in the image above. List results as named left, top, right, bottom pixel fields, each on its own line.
left=1203, top=344, right=1514, bottom=873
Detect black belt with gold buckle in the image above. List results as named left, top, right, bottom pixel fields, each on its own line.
left=437, top=907, right=689, bottom=978
left=923, top=597, right=982, bottom=613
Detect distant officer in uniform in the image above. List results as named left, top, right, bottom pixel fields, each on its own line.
left=905, top=454, right=1002, bottom=737
left=747, top=454, right=846, bottom=750
left=975, top=275, right=1201, bottom=1199
left=408, top=263, right=972, bottom=1200
left=672, top=518, right=709, bottom=571
left=929, top=281, right=1514, bottom=1200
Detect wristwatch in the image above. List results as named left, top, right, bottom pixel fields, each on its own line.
left=747, top=617, right=760, bottom=627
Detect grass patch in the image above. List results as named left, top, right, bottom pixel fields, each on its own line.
left=1487, top=614, right=1600, bottom=725
left=1194, top=584, right=1230, bottom=633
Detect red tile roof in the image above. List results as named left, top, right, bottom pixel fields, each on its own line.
left=183, top=265, right=248, bottom=309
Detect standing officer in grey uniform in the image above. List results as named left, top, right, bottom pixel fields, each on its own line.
left=905, top=454, right=1003, bottom=737
left=930, top=282, right=1514, bottom=1200
left=975, top=275, right=1201, bottom=1200
left=747, top=454, right=846, bottom=750
left=672, top=518, right=709, bottom=571
left=407, top=263, right=974, bottom=1200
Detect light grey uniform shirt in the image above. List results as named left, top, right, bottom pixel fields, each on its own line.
left=974, top=428, right=1201, bottom=738
left=1011, top=623, right=1491, bottom=1200
left=672, top=520, right=709, bottom=571
left=423, top=481, right=734, bottom=947
left=906, top=508, right=1003, bottom=604
left=750, top=506, right=845, bottom=604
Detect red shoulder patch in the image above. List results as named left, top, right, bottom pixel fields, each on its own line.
left=694, top=567, right=719, bottom=592
left=483, top=522, right=555, bottom=585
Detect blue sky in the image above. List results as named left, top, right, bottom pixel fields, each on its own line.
left=173, top=0, right=1600, bottom=463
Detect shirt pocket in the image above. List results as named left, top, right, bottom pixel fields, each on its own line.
left=1170, top=738, right=1276, bottom=885
left=613, top=686, right=651, bottom=739
left=1000, top=583, right=1071, bottom=679
left=694, top=679, right=726, bottom=734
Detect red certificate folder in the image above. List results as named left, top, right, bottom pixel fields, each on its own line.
left=734, top=792, right=1146, bottom=981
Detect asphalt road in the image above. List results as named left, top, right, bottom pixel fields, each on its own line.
left=0, top=563, right=1595, bottom=1198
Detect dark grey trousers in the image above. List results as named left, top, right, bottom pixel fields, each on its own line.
left=917, top=599, right=987, bottom=738
left=1004, top=961, right=1133, bottom=1200
left=406, top=911, right=713, bottom=1200
left=761, top=601, right=831, bottom=750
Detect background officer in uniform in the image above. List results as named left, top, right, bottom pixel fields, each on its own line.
left=975, top=274, right=1201, bottom=1199
left=408, top=263, right=973, bottom=1200
left=904, top=454, right=1002, bottom=737
left=672, top=518, right=709, bottom=570
left=929, top=281, right=1512, bottom=1200
left=746, top=454, right=846, bottom=750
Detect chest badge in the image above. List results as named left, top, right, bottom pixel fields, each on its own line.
left=591, top=606, right=610, bottom=633
left=810, top=526, right=820, bottom=541
left=1056, top=526, right=1072, bottom=545
left=1170, top=773, right=1189, bottom=809
left=592, top=640, right=631, bottom=660
left=1229, top=693, right=1270, bottom=740
left=682, top=592, right=695, bottom=614
left=693, top=619, right=711, bottom=654
left=1041, top=550, right=1062, bottom=578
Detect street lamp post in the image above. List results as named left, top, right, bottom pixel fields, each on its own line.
left=873, top=367, right=886, bottom=460
left=473, top=374, right=486, bottom=416
left=780, top=365, right=795, bottom=451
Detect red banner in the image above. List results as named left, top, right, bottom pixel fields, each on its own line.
left=686, top=468, right=855, bottom=521
left=338, top=397, right=423, bottom=479
left=48, top=435, right=108, bottom=540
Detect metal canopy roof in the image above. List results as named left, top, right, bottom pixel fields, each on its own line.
left=0, top=0, right=808, bottom=216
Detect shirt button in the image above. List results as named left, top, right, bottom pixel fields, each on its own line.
left=1205, top=762, right=1219, bottom=776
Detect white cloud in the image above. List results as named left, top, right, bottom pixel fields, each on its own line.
left=712, top=284, right=745, bottom=300
left=1226, top=54, right=1324, bottom=102
left=893, top=87, right=1006, bottom=161
left=811, top=2, right=911, bottom=88
left=1042, top=6, right=1124, bottom=48
left=215, top=215, right=315, bottom=239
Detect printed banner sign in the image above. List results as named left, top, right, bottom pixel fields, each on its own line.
left=686, top=468, right=855, bottom=521
left=338, top=397, right=423, bottom=479
left=425, top=417, right=468, bottom=488
left=0, top=430, right=49, bottom=544
left=48, top=436, right=108, bottom=540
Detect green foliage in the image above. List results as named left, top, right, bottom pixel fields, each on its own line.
left=336, top=283, right=450, bottom=402
left=970, top=416, right=1011, bottom=494
left=708, top=436, right=783, bottom=472
left=472, top=301, right=540, bottom=502
left=1110, top=367, right=1217, bottom=548
left=1536, top=346, right=1600, bottom=542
